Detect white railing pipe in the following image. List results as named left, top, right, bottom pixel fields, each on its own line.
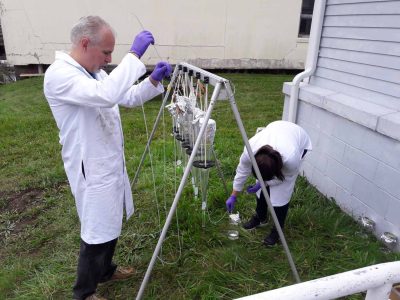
left=236, top=261, right=400, bottom=300
left=288, top=0, right=327, bottom=123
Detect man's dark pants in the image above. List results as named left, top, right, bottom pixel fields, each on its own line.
left=73, top=238, right=118, bottom=299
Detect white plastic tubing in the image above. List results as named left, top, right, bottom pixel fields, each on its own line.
left=236, top=261, right=400, bottom=300
left=288, top=0, right=327, bottom=123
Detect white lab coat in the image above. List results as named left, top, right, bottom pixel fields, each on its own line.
left=44, top=51, right=163, bottom=244
left=233, top=121, right=312, bottom=207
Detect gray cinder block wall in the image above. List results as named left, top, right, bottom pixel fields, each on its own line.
left=282, top=83, right=400, bottom=252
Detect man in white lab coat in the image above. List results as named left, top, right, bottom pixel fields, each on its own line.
left=44, top=16, right=171, bottom=300
left=226, top=121, right=312, bottom=247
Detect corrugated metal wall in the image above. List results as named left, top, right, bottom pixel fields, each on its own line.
left=0, top=0, right=309, bottom=70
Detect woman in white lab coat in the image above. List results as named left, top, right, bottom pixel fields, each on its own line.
left=226, top=120, right=312, bottom=246
left=44, top=16, right=171, bottom=300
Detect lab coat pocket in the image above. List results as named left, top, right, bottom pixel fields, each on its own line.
left=85, top=153, right=123, bottom=188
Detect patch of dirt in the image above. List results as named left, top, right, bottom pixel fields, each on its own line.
left=0, top=188, right=44, bottom=214
left=0, top=188, right=46, bottom=241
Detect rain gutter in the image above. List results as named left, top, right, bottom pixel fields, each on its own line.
left=288, top=0, right=327, bottom=123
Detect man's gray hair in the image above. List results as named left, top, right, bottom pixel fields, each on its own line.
left=70, top=16, right=115, bottom=46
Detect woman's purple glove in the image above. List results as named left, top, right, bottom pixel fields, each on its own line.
left=151, top=62, right=172, bottom=82
left=226, top=195, right=237, bottom=213
left=130, top=30, right=155, bottom=58
left=247, top=182, right=261, bottom=194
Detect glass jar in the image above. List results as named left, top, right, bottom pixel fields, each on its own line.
left=227, top=213, right=241, bottom=240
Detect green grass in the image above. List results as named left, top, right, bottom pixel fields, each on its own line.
left=0, top=75, right=399, bottom=300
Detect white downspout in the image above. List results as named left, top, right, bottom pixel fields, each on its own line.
left=288, top=0, right=327, bottom=123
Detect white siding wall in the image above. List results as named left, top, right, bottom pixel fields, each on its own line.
left=284, top=0, right=400, bottom=251
left=310, top=0, right=400, bottom=110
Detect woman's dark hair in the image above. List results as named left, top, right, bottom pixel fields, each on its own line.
left=251, top=145, right=284, bottom=181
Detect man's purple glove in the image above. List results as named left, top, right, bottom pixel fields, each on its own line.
left=151, top=62, right=172, bottom=82
left=130, top=30, right=155, bottom=58
left=226, top=195, right=237, bottom=213
left=247, top=182, right=261, bottom=194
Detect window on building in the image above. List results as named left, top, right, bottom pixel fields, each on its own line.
left=298, top=0, right=315, bottom=37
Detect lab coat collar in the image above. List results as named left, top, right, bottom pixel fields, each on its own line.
left=54, top=51, right=94, bottom=78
